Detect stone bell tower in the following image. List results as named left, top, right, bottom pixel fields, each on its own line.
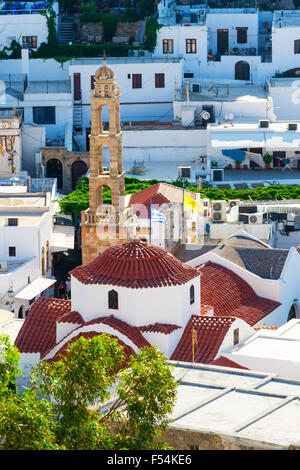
left=81, top=59, right=127, bottom=264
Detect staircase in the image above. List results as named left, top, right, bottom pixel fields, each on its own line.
left=73, top=103, right=83, bottom=128
left=59, top=17, right=75, bottom=44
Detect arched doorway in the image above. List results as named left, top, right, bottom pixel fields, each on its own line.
left=46, top=158, right=63, bottom=189
left=18, top=305, right=24, bottom=319
left=71, top=160, right=88, bottom=190
left=235, top=61, right=250, bottom=80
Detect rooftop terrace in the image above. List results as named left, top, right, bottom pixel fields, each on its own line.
left=0, top=1, right=50, bottom=15
left=273, top=10, right=300, bottom=28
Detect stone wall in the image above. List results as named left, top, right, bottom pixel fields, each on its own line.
left=161, top=426, right=286, bottom=450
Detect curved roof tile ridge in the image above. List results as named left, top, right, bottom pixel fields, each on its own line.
left=70, top=241, right=200, bottom=288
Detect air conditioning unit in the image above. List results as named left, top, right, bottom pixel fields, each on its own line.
left=191, top=83, right=201, bottom=93
left=210, top=169, right=224, bottom=181
left=288, top=123, right=297, bottom=131
left=228, top=113, right=234, bottom=120
left=228, top=199, right=240, bottom=209
left=178, top=166, right=191, bottom=178
left=0, top=261, right=7, bottom=272
left=238, top=205, right=258, bottom=214
left=211, top=200, right=227, bottom=223
left=139, top=50, right=145, bottom=56
left=259, top=120, right=269, bottom=128
left=200, top=198, right=210, bottom=216
left=224, top=114, right=229, bottom=121
left=128, top=50, right=135, bottom=57
left=240, top=212, right=267, bottom=224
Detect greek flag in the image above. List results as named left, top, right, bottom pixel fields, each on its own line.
left=150, top=207, right=166, bottom=224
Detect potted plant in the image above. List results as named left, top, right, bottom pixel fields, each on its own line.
left=235, top=160, right=241, bottom=169
left=263, top=153, right=273, bottom=169
left=242, top=164, right=248, bottom=169
left=227, top=164, right=233, bottom=170
left=211, top=160, right=218, bottom=168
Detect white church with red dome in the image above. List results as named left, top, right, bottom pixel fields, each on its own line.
left=15, top=238, right=284, bottom=374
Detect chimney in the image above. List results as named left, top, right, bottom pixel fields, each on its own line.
left=21, top=46, right=30, bottom=82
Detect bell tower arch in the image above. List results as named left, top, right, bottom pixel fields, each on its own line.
left=81, top=59, right=127, bottom=263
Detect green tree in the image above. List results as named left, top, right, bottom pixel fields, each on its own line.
left=0, top=335, right=20, bottom=397
left=0, top=335, right=177, bottom=450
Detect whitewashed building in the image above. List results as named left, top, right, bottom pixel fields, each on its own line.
left=0, top=1, right=59, bottom=50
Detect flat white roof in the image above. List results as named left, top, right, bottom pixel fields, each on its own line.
left=0, top=309, right=24, bottom=343
left=51, top=225, right=75, bottom=252
left=14, top=277, right=55, bottom=300
left=169, top=361, right=300, bottom=448
left=211, top=131, right=265, bottom=148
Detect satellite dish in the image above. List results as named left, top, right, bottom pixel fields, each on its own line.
left=199, top=110, right=210, bottom=120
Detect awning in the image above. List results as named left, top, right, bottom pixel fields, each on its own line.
left=222, top=149, right=245, bottom=161
left=211, top=131, right=265, bottom=149
left=51, top=225, right=75, bottom=253
left=265, top=132, right=300, bottom=151
left=245, top=151, right=265, bottom=168
left=15, top=277, right=55, bottom=301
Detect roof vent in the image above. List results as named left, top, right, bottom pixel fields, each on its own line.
left=289, top=123, right=297, bottom=130
left=259, top=120, right=269, bottom=128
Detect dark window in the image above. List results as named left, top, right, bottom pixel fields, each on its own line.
left=33, top=107, right=55, bottom=125
left=7, top=218, right=18, bottom=226
left=127, top=74, right=131, bottom=79
left=132, top=74, right=142, bottom=89
left=184, top=73, right=194, bottom=78
left=236, top=27, right=248, bottom=44
left=295, top=40, right=300, bottom=54
left=188, top=445, right=199, bottom=450
left=9, top=247, right=16, bottom=257
left=108, top=289, right=119, bottom=310
left=163, top=39, right=174, bottom=54
left=73, top=73, right=81, bottom=100
left=155, top=73, right=165, bottom=88
left=233, top=328, right=239, bottom=345
left=91, top=75, right=95, bottom=90
left=22, top=36, right=37, bottom=48
left=190, top=285, right=195, bottom=305
left=186, top=39, right=196, bottom=53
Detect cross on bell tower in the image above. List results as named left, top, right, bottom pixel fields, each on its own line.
left=81, top=59, right=126, bottom=264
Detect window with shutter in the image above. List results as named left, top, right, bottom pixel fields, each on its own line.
left=294, top=39, right=300, bottom=54
left=155, top=73, right=165, bottom=88
left=73, top=73, right=81, bottom=100
left=236, top=27, right=248, bottom=44
left=91, top=75, right=95, bottom=89
left=132, top=74, right=142, bottom=88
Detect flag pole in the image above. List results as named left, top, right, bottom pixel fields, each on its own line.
left=149, top=202, right=152, bottom=244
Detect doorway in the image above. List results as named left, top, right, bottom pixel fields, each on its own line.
left=217, top=29, right=229, bottom=55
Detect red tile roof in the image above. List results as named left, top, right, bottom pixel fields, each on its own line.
left=137, top=323, right=181, bottom=335
left=171, top=315, right=236, bottom=364
left=129, top=183, right=196, bottom=207
left=197, top=262, right=280, bottom=326
left=209, top=356, right=249, bottom=370
left=48, top=332, right=136, bottom=364
left=71, top=241, right=200, bottom=288
left=57, top=311, right=84, bottom=324
left=15, top=297, right=71, bottom=355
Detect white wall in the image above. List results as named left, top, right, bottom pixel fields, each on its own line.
left=70, top=275, right=200, bottom=328
left=0, top=12, right=48, bottom=49
left=206, top=11, right=259, bottom=55
left=272, top=25, right=300, bottom=74
left=121, top=127, right=207, bottom=162
left=140, top=327, right=183, bottom=358
left=21, top=123, right=45, bottom=177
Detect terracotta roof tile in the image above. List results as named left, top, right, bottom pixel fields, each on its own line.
left=197, top=262, right=280, bottom=326
left=71, top=241, right=200, bottom=288
left=137, top=323, right=181, bottom=334
left=15, top=297, right=71, bottom=354
left=171, top=315, right=236, bottom=364
left=129, top=182, right=196, bottom=208
left=49, top=332, right=136, bottom=364
left=57, top=311, right=85, bottom=324
left=209, top=356, right=249, bottom=370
